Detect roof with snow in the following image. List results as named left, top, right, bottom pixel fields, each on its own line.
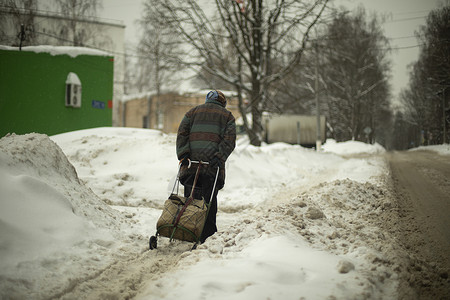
left=121, top=89, right=239, bottom=103
left=0, top=45, right=111, bottom=58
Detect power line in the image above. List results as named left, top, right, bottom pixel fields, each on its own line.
left=390, top=44, right=424, bottom=50
left=33, top=30, right=139, bottom=58
left=4, top=7, right=433, bottom=62
left=0, top=5, right=124, bottom=27
left=392, top=9, right=434, bottom=16
left=27, top=28, right=426, bottom=62
left=388, top=35, right=417, bottom=40
left=386, top=15, right=428, bottom=23
left=103, top=3, right=141, bottom=8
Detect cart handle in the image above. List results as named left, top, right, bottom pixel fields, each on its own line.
left=209, top=166, right=220, bottom=204
left=187, top=159, right=209, bottom=169
left=171, top=160, right=215, bottom=195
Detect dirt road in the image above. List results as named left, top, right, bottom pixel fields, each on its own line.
left=387, top=150, right=450, bottom=299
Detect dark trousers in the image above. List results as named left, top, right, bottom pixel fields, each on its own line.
left=183, top=174, right=218, bottom=243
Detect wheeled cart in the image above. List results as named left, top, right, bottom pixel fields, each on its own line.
left=149, top=160, right=219, bottom=250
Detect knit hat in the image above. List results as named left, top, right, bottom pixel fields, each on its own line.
left=217, top=90, right=226, bottom=106
left=206, top=90, right=227, bottom=107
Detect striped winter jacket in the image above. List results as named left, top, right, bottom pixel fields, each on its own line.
left=176, top=97, right=236, bottom=190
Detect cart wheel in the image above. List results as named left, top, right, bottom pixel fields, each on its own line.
left=149, top=236, right=157, bottom=250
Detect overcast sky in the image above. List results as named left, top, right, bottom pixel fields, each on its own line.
left=99, top=0, right=442, bottom=103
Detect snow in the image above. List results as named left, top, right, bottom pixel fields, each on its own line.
left=0, top=133, right=134, bottom=298
left=144, top=235, right=360, bottom=300
left=322, top=138, right=386, bottom=155
left=0, top=45, right=110, bottom=58
left=1, top=128, right=400, bottom=299
left=122, top=91, right=156, bottom=103
left=66, top=72, right=81, bottom=85
left=409, top=144, right=450, bottom=156
left=120, top=90, right=237, bottom=104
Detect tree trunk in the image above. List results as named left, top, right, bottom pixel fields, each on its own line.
left=236, top=57, right=260, bottom=146
left=250, top=72, right=262, bottom=146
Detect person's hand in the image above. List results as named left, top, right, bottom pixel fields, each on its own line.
left=180, top=154, right=190, bottom=166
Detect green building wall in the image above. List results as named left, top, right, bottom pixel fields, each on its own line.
left=0, top=48, right=114, bottom=137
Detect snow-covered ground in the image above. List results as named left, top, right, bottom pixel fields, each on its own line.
left=322, top=139, right=386, bottom=155
left=1, top=127, right=448, bottom=299
left=408, top=143, right=450, bottom=156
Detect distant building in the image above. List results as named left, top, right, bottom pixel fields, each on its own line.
left=0, top=7, right=125, bottom=125
left=120, top=91, right=241, bottom=133
left=0, top=46, right=114, bottom=137
left=263, top=114, right=327, bottom=147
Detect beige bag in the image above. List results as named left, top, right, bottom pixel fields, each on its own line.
left=156, top=194, right=207, bottom=242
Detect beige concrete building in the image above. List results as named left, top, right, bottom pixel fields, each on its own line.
left=120, top=91, right=241, bottom=134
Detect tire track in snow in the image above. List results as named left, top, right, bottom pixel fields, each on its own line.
left=53, top=241, right=193, bottom=300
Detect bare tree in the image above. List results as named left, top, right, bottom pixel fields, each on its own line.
left=137, top=4, right=185, bottom=93
left=318, top=7, right=391, bottom=142
left=136, top=3, right=186, bottom=128
left=0, top=0, right=38, bottom=46
left=52, top=0, right=102, bottom=46
left=399, top=59, right=431, bottom=142
left=390, top=111, right=420, bottom=150
left=401, top=4, right=450, bottom=144
left=141, top=0, right=328, bottom=146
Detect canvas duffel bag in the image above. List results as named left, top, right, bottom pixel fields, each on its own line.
left=156, top=194, right=207, bottom=242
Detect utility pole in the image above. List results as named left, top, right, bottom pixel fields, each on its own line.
left=443, top=87, right=447, bottom=144
left=18, top=24, right=25, bottom=51
left=314, top=40, right=322, bottom=151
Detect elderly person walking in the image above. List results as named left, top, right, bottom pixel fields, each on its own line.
left=176, top=90, right=236, bottom=243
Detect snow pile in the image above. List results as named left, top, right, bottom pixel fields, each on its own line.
left=136, top=179, right=398, bottom=300
left=51, top=127, right=179, bottom=207
left=223, top=141, right=385, bottom=210
left=51, top=129, right=385, bottom=210
left=409, top=144, right=450, bottom=155
left=323, top=139, right=386, bottom=155
left=0, top=133, right=136, bottom=299
left=122, top=91, right=155, bottom=103
left=1, top=128, right=400, bottom=299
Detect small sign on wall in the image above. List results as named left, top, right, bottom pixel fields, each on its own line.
left=92, top=100, right=105, bottom=109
